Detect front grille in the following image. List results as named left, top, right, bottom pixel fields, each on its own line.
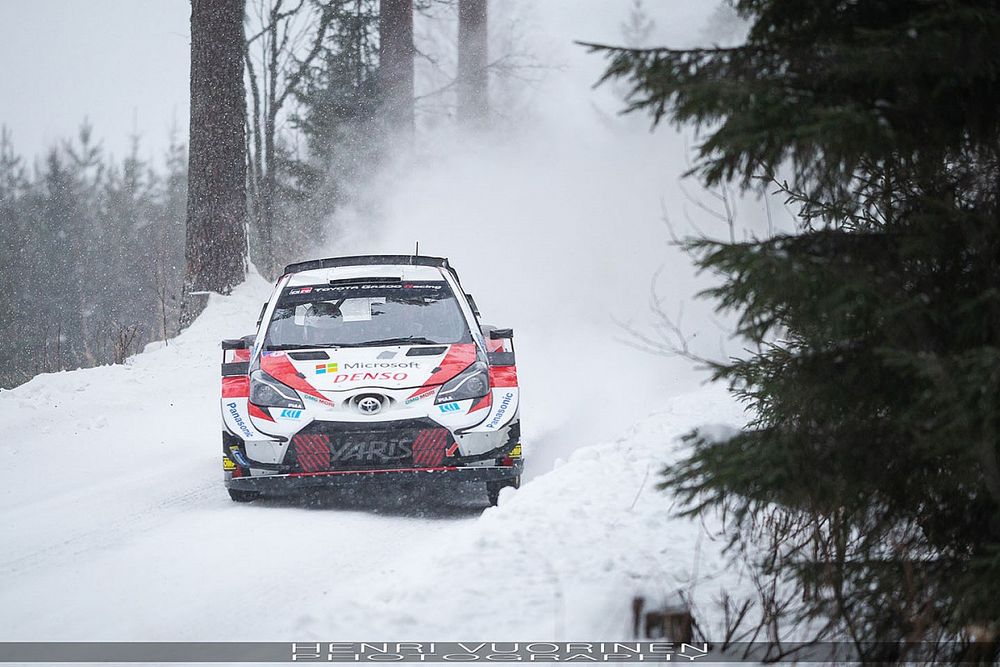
left=288, top=419, right=454, bottom=472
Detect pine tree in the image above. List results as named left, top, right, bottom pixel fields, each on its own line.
left=37, top=146, right=91, bottom=370
left=65, top=122, right=107, bottom=365
left=99, top=135, right=156, bottom=358
left=283, top=0, right=380, bottom=262
left=0, top=127, right=29, bottom=385
left=0, top=123, right=190, bottom=387
left=295, top=0, right=380, bottom=174
left=588, top=1, right=1000, bottom=659
left=148, top=128, right=187, bottom=342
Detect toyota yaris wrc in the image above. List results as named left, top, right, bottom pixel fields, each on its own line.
left=219, top=255, right=522, bottom=505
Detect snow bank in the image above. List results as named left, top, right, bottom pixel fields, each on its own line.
left=289, top=384, right=750, bottom=640
left=0, top=279, right=749, bottom=643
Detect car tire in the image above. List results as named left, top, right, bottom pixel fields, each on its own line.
left=486, top=475, right=521, bottom=506
left=228, top=488, right=260, bottom=503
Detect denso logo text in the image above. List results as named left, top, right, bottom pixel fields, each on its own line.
left=332, top=372, right=409, bottom=383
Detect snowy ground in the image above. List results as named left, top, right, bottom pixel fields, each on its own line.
left=0, top=1, right=773, bottom=656
left=0, top=276, right=750, bottom=642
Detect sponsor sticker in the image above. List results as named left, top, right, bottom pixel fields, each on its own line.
left=303, top=393, right=335, bottom=408
left=509, top=443, right=522, bottom=458
left=332, top=439, right=413, bottom=463
left=439, top=402, right=461, bottom=413
left=404, top=389, right=435, bottom=405
left=485, top=392, right=515, bottom=429
left=226, top=401, right=254, bottom=439
left=326, top=284, right=402, bottom=291
left=222, top=457, right=236, bottom=471
left=330, top=372, right=409, bottom=383
left=315, top=362, right=338, bottom=374
left=285, top=282, right=445, bottom=298
left=279, top=409, right=303, bottom=419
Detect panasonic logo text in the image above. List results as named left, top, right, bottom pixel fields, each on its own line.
left=485, top=392, right=515, bottom=429
left=227, top=402, right=254, bottom=438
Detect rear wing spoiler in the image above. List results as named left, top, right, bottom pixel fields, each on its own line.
left=284, top=254, right=450, bottom=274
left=282, top=255, right=462, bottom=285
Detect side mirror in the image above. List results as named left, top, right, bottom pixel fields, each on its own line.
left=256, top=302, right=268, bottom=327
left=489, top=328, right=513, bottom=340
left=488, top=351, right=515, bottom=367
left=221, top=338, right=248, bottom=351
left=465, top=293, right=481, bottom=318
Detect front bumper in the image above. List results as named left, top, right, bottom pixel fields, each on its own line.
left=226, top=459, right=523, bottom=493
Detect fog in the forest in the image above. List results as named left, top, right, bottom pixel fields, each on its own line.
left=324, top=0, right=772, bottom=471
left=0, top=0, right=774, bottom=469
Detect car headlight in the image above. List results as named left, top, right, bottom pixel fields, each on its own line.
left=249, top=370, right=304, bottom=409
left=435, top=361, right=490, bottom=404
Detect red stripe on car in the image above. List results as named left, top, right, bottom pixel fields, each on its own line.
left=288, top=466, right=460, bottom=478
left=222, top=376, right=249, bottom=398
left=248, top=402, right=275, bottom=422
left=293, top=434, right=330, bottom=472
left=469, top=392, right=492, bottom=414
left=407, top=343, right=477, bottom=399
left=412, top=428, right=450, bottom=467
left=489, top=366, right=518, bottom=388
left=259, top=354, right=327, bottom=400
left=411, top=430, right=432, bottom=466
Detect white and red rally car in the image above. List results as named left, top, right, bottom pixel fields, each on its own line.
left=220, top=255, right=522, bottom=505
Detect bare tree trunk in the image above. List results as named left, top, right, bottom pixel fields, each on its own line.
left=244, top=0, right=337, bottom=278
left=379, top=0, right=414, bottom=133
left=457, top=0, right=488, bottom=126
left=260, top=103, right=277, bottom=275
left=182, top=0, right=247, bottom=326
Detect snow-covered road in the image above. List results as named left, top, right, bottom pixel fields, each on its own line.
left=0, top=276, right=748, bottom=641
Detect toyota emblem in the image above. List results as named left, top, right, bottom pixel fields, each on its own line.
left=357, top=396, right=383, bottom=415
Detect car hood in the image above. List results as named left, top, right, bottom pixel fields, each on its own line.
left=257, top=343, right=478, bottom=398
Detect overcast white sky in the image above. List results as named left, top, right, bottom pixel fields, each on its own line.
left=0, top=0, right=750, bottom=458
left=0, top=1, right=719, bottom=165
left=0, top=0, right=190, bottom=164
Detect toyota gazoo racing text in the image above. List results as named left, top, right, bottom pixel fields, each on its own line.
left=219, top=255, right=522, bottom=504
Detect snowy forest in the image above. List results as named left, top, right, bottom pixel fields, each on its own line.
left=1, top=0, right=412, bottom=388
left=0, top=125, right=186, bottom=386
left=1, top=0, right=999, bottom=663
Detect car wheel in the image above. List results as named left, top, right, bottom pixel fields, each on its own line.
left=486, top=476, right=520, bottom=506
left=228, top=488, right=260, bottom=503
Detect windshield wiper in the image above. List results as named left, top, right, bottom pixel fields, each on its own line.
left=267, top=337, right=444, bottom=350
left=343, top=336, right=443, bottom=347
left=264, top=343, right=342, bottom=351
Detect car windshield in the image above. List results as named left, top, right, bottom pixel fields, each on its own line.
left=263, top=280, right=472, bottom=349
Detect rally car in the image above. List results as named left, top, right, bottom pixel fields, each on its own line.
left=219, top=255, right=522, bottom=505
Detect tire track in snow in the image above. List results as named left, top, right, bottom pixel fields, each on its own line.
left=0, top=470, right=220, bottom=578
